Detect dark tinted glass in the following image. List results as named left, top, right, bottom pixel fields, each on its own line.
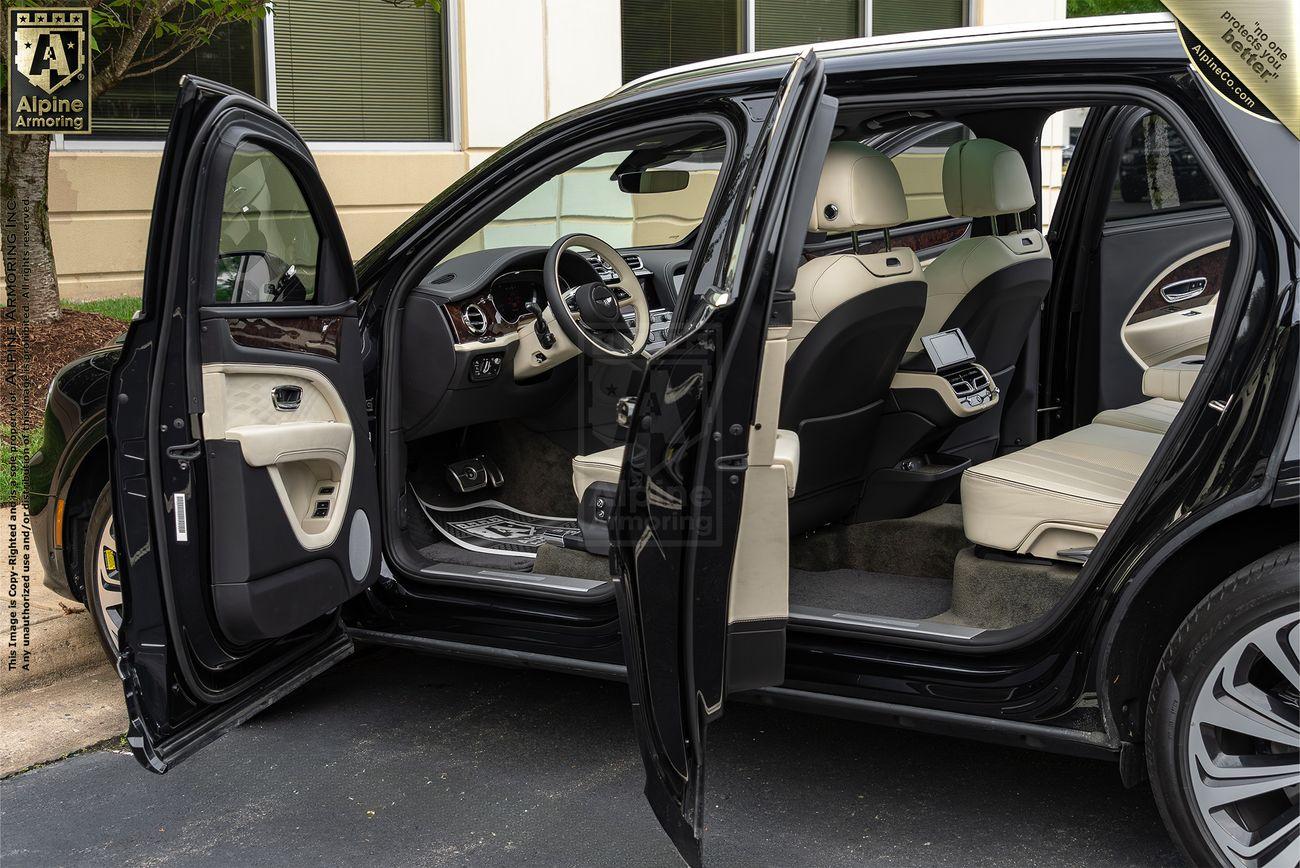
left=1106, top=112, right=1223, bottom=220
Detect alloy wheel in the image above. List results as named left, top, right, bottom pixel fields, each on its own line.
left=1187, top=612, right=1300, bottom=867
left=95, top=517, right=123, bottom=653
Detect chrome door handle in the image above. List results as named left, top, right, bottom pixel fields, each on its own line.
left=1160, top=277, right=1207, bottom=304
left=271, top=384, right=302, bottom=411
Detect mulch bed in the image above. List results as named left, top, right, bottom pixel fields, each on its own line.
left=1, top=309, right=127, bottom=430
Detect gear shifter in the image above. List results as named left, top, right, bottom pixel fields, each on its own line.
left=525, top=300, right=556, bottom=349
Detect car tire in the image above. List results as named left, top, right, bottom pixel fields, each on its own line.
left=82, top=485, right=123, bottom=662
left=1145, top=544, right=1299, bottom=868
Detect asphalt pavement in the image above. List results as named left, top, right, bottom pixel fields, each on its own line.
left=1, top=646, right=1183, bottom=867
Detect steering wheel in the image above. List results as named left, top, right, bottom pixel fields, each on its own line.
left=542, top=234, right=650, bottom=358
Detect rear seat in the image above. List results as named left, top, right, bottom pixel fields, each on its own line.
left=1092, top=355, right=1203, bottom=434
left=961, top=355, right=1202, bottom=560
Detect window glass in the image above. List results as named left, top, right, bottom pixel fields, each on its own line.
left=91, top=22, right=264, bottom=139
left=1106, top=112, right=1222, bottom=220
left=448, top=130, right=727, bottom=258
left=755, top=0, right=859, bottom=50
left=216, top=144, right=320, bottom=304
left=872, top=0, right=964, bottom=35
left=622, top=0, right=743, bottom=83
left=891, top=125, right=971, bottom=223
left=272, top=0, right=448, bottom=141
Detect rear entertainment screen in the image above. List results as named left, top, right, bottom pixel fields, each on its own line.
left=921, top=328, right=975, bottom=371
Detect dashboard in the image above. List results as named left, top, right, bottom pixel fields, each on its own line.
left=400, top=244, right=690, bottom=441
left=418, top=246, right=684, bottom=347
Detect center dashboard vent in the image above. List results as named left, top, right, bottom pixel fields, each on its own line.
left=582, top=251, right=644, bottom=279
left=461, top=303, right=488, bottom=336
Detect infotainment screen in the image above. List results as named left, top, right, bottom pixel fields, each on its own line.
left=921, top=328, right=975, bottom=371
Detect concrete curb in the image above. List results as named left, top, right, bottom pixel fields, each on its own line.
left=3, top=505, right=105, bottom=692
left=1, top=608, right=104, bottom=693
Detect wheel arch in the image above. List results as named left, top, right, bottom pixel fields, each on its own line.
left=58, top=428, right=111, bottom=603
left=1094, top=501, right=1299, bottom=752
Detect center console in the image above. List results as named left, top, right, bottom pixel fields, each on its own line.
left=854, top=328, right=1000, bottom=522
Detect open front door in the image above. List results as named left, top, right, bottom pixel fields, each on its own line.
left=612, top=51, right=835, bottom=865
left=108, top=77, right=382, bottom=772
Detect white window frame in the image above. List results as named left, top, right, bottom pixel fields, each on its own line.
left=55, top=0, right=460, bottom=153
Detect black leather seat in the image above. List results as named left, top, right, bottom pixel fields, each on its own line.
left=781, top=142, right=928, bottom=533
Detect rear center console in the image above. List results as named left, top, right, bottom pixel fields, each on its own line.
left=854, top=329, right=999, bottom=522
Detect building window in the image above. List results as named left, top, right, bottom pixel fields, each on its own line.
left=271, top=0, right=449, bottom=142
left=872, top=0, right=965, bottom=36
left=622, top=0, right=744, bottom=83
left=622, top=1, right=969, bottom=82
left=754, top=0, right=859, bottom=51
left=91, top=22, right=265, bottom=139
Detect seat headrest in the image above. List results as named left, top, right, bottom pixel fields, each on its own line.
left=808, top=142, right=908, bottom=233
left=942, top=139, right=1035, bottom=218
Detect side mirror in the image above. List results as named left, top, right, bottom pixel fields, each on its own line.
left=617, top=169, right=690, bottom=195
left=215, top=250, right=283, bottom=303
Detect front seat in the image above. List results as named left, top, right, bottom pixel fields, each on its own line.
left=781, top=141, right=928, bottom=533
left=905, top=137, right=1053, bottom=459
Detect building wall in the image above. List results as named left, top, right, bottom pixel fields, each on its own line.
left=43, top=150, right=468, bottom=301
left=8, top=0, right=1071, bottom=304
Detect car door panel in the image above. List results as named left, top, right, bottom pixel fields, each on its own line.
left=1092, top=210, right=1233, bottom=414
left=108, top=77, right=380, bottom=771
left=614, top=50, right=834, bottom=866
left=1121, top=241, right=1230, bottom=366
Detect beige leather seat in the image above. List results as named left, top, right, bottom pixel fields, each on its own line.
left=962, top=354, right=1203, bottom=559
left=1091, top=398, right=1181, bottom=435
left=1091, top=354, right=1203, bottom=434
left=962, top=423, right=1162, bottom=559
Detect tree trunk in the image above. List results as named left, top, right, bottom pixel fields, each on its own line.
left=1, top=132, right=61, bottom=324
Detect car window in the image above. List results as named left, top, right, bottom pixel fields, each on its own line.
left=891, top=124, right=970, bottom=223
left=450, top=143, right=726, bottom=256
left=1106, top=112, right=1223, bottom=221
left=215, top=143, right=321, bottom=304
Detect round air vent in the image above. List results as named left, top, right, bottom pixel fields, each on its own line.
left=461, top=303, right=488, bottom=336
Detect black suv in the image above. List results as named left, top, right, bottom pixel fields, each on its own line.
left=27, top=15, right=1299, bottom=867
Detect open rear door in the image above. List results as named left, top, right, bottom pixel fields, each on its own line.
left=612, top=51, right=835, bottom=865
left=108, top=77, right=382, bottom=771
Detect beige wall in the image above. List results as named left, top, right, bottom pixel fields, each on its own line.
left=36, top=149, right=467, bottom=302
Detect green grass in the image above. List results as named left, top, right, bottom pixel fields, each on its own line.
left=62, top=295, right=141, bottom=323
left=0, top=426, right=43, bottom=507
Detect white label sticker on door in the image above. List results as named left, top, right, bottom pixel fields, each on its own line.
left=173, top=492, right=189, bottom=542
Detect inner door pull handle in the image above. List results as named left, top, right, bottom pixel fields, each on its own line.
left=1160, top=277, right=1207, bottom=304
left=272, top=384, right=303, bottom=411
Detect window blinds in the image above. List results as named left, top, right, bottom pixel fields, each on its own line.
left=622, top=0, right=744, bottom=83
left=272, top=0, right=447, bottom=142
left=754, top=0, right=860, bottom=50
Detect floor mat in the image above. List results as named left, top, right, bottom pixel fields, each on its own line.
left=789, top=568, right=952, bottom=620
left=412, top=490, right=581, bottom=558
